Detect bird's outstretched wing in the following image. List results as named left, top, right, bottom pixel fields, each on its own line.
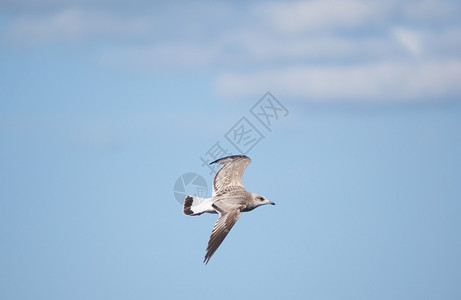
left=203, top=200, right=244, bottom=264
left=210, top=155, right=251, bottom=197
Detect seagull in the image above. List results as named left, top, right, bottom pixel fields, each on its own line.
left=183, top=155, right=275, bottom=264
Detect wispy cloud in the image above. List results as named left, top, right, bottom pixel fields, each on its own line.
left=392, top=27, right=423, bottom=56
left=216, top=60, right=461, bottom=102
left=2, top=0, right=461, bottom=103
left=4, top=8, right=164, bottom=45
left=257, top=0, right=390, bottom=33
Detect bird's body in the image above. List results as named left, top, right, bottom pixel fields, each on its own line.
left=183, top=155, right=275, bottom=264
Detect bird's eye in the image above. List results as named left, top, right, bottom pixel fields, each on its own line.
left=259, top=197, right=264, bottom=201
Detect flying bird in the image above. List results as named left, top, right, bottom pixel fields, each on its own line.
left=183, top=155, right=275, bottom=264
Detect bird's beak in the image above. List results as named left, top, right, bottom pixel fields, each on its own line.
left=269, top=201, right=275, bottom=205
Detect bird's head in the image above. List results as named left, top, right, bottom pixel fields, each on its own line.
left=251, top=193, right=275, bottom=208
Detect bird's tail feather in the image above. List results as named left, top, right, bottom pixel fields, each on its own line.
left=183, top=195, right=212, bottom=215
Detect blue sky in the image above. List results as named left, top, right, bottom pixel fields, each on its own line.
left=1, top=1, right=461, bottom=299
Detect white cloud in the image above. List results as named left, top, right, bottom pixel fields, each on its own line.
left=257, top=0, right=392, bottom=34
left=101, top=33, right=405, bottom=72
left=4, top=8, right=161, bottom=45
left=215, top=61, right=461, bottom=102
left=2, top=0, right=461, bottom=103
left=392, top=27, right=423, bottom=56
left=400, top=0, right=461, bottom=22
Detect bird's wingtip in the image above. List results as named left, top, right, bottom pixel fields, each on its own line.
left=209, top=155, right=250, bottom=165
